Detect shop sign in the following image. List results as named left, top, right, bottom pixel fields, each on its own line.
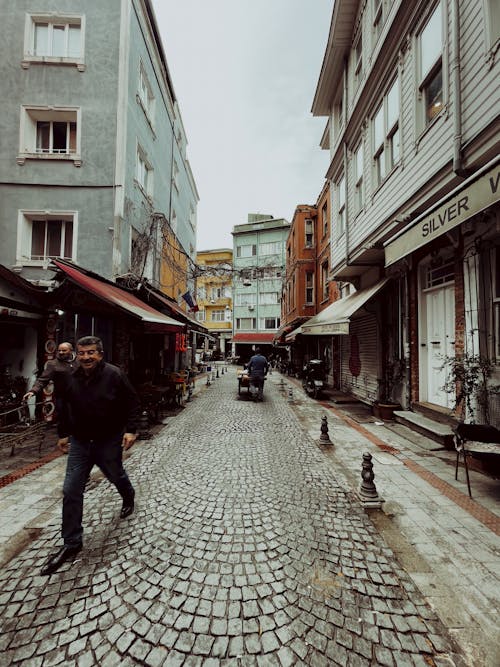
left=302, top=321, right=349, bottom=335
left=385, top=161, right=500, bottom=266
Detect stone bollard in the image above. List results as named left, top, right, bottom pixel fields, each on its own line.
left=288, top=388, right=294, bottom=403
left=280, top=378, right=285, bottom=393
left=319, top=415, right=332, bottom=444
left=186, top=383, right=193, bottom=402
left=206, top=373, right=211, bottom=386
left=138, top=410, right=151, bottom=440
left=358, top=452, right=383, bottom=509
left=212, top=370, right=216, bottom=382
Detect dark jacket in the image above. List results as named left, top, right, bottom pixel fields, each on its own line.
left=58, top=361, right=140, bottom=440
left=30, top=357, right=78, bottom=395
left=247, top=353, right=269, bottom=378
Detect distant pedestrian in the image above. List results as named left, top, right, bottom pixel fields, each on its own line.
left=41, top=335, right=140, bottom=576
left=23, top=342, right=78, bottom=421
left=247, top=347, right=269, bottom=401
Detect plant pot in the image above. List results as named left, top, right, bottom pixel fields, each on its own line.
left=373, top=402, right=401, bottom=421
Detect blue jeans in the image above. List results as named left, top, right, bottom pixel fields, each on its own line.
left=62, top=434, right=134, bottom=547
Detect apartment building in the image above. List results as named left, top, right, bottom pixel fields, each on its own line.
left=231, top=215, right=290, bottom=362
left=0, top=0, right=199, bottom=384
left=196, top=248, right=233, bottom=357
left=311, top=0, right=499, bottom=420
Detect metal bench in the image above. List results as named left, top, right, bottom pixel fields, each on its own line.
left=453, top=423, right=500, bottom=497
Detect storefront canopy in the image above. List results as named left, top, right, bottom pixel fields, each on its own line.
left=301, top=279, right=389, bottom=336
left=384, top=157, right=500, bottom=267
left=52, top=260, right=184, bottom=332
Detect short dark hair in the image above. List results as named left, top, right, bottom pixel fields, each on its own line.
left=255, top=347, right=261, bottom=354
left=77, top=335, right=104, bottom=353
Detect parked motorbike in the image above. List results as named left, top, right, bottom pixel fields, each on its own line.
left=301, top=359, right=326, bottom=399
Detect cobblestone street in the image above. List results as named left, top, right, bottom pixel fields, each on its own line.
left=0, top=372, right=463, bottom=665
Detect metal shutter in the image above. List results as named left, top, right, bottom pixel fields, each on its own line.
left=339, top=314, right=379, bottom=403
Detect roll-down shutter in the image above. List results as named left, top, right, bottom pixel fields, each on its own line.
left=339, top=314, right=379, bottom=402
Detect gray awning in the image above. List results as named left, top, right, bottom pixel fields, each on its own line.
left=301, top=279, right=389, bottom=336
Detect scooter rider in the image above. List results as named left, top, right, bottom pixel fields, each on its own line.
left=247, top=347, right=269, bottom=401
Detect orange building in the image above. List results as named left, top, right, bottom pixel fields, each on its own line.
left=196, top=249, right=233, bottom=357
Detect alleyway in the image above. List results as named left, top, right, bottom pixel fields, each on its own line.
left=0, top=371, right=485, bottom=666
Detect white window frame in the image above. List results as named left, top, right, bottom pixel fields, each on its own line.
left=23, top=13, right=85, bottom=70
left=172, top=160, right=179, bottom=192
left=236, top=318, right=256, bottom=330
left=305, top=271, right=314, bottom=304
left=354, top=142, right=364, bottom=213
left=236, top=293, right=256, bottom=306
left=337, top=175, right=346, bottom=237
left=322, top=202, right=328, bottom=237
left=236, top=244, right=256, bottom=258
left=260, top=317, right=280, bottom=330
left=321, top=262, right=329, bottom=301
left=136, top=144, right=153, bottom=198
left=196, top=310, right=206, bottom=322
left=416, top=3, right=444, bottom=131
left=16, top=209, right=78, bottom=267
left=259, top=241, right=282, bottom=256
left=18, top=106, right=81, bottom=166
left=211, top=310, right=226, bottom=322
left=372, top=76, right=400, bottom=188
left=260, top=292, right=279, bottom=305
left=353, top=29, right=363, bottom=88
left=137, top=63, right=155, bottom=129
left=484, top=0, right=500, bottom=56
left=305, top=219, right=314, bottom=247
left=373, top=0, right=383, bottom=43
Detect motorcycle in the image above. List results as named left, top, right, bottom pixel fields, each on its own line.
left=301, top=359, right=326, bottom=399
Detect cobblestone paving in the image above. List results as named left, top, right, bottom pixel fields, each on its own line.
left=0, top=374, right=460, bottom=666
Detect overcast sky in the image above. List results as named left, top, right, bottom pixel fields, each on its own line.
left=151, top=0, right=332, bottom=251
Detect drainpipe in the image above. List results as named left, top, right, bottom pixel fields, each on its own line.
left=452, top=0, right=467, bottom=177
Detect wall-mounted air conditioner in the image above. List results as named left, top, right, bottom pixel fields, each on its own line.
left=248, top=305, right=254, bottom=311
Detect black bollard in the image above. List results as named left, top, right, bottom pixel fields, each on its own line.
left=186, top=383, right=193, bottom=402
left=358, top=452, right=383, bottom=508
left=288, top=388, right=294, bottom=403
left=138, top=410, right=151, bottom=440
left=216, top=368, right=219, bottom=378
left=319, top=415, right=332, bottom=444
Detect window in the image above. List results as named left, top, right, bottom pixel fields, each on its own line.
left=424, top=260, right=454, bottom=289
left=17, top=210, right=76, bottom=266
left=136, top=146, right=153, bottom=196
left=306, top=271, right=314, bottom=304
left=354, top=143, right=364, bottom=212
left=172, top=160, right=179, bottom=191
left=322, top=202, right=328, bottom=237
left=337, top=176, right=346, bottom=236
left=494, top=248, right=500, bottom=360
left=261, top=318, right=280, bottom=329
left=236, top=244, right=256, bottom=258
left=372, top=77, right=400, bottom=187
left=196, top=310, right=206, bottom=322
left=24, top=14, right=84, bottom=68
left=236, top=318, right=256, bottom=330
left=485, top=0, right=500, bottom=53
left=305, top=219, right=314, bottom=247
left=211, top=310, right=225, bottom=322
left=19, top=107, right=80, bottom=163
left=354, top=31, right=363, bottom=88
left=373, top=0, right=383, bottom=42
left=138, top=65, right=155, bottom=123
left=418, top=3, right=443, bottom=127
left=189, top=205, right=196, bottom=231
left=259, top=241, right=282, bottom=255
left=236, top=293, right=256, bottom=306
left=322, top=262, right=329, bottom=301
left=260, top=292, right=279, bottom=305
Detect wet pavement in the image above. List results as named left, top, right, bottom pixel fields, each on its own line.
left=0, top=370, right=497, bottom=665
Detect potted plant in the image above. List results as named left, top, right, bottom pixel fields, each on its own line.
left=373, top=357, right=405, bottom=420
left=441, top=353, right=500, bottom=423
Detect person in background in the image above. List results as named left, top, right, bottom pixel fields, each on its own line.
left=247, top=347, right=269, bottom=401
left=23, top=341, right=78, bottom=402
left=41, top=335, right=140, bottom=576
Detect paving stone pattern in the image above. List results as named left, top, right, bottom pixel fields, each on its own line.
left=0, top=374, right=459, bottom=666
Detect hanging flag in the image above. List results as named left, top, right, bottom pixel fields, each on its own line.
left=181, top=291, right=199, bottom=312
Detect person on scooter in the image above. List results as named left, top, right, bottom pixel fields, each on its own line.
left=247, top=347, right=268, bottom=401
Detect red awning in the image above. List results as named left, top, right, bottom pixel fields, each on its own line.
left=232, top=333, right=276, bottom=344
left=52, top=260, right=184, bottom=331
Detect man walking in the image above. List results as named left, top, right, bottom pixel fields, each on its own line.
left=23, top=341, right=78, bottom=420
left=41, top=335, right=140, bottom=576
left=247, top=347, right=269, bottom=401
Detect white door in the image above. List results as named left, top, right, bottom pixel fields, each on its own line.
left=422, top=283, right=455, bottom=407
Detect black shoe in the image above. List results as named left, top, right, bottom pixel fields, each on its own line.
left=41, top=544, right=82, bottom=576
left=120, top=499, right=134, bottom=518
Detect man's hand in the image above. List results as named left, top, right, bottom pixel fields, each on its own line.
left=122, top=433, right=137, bottom=451
left=57, top=437, right=69, bottom=453
left=23, top=391, right=34, bottom=402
